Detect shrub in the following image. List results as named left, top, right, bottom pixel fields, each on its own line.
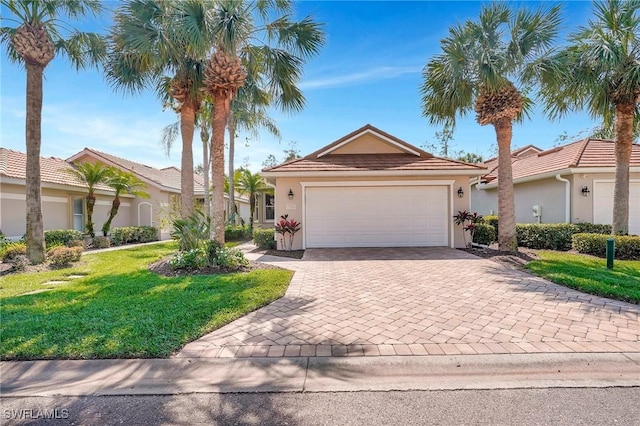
left=1, top=242, right=27, bottom=262
left=213, top=246, right=249, bottom=269
left=92, top=236, right=111, bottom=249
left=516, top=223, right=579, bottom=251
left=253, top=228, right=276, bottom=249
left=67, top=239, right=84, bottom=248
left=111, top=226, right=158, bottom=246
left=169, top=248, right=207, bottom=270
left=274, top=215, right=301, bottom=251
left=572, top=233, right=640, bottom=260
left=48, top=246, right=83, bottom=267
left=225, top=225, right=250, bottom=241
left=472, top=223, right=496, bottom=245
left=574, top=223, right=612, bottom=234
left=171, top=211, right=209, bottom=251
left=44, top=229, right=83, bottom=248
left=483, top=215, right=499, bottom=238
left=0, top=230, right=8, bottom=247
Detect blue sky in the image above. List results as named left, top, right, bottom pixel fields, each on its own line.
left=1, top=1, right=600, bottom=172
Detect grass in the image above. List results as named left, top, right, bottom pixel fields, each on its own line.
left=525, top=251, right=640, bottom=304
left=0, top=241, right=293, bottom=360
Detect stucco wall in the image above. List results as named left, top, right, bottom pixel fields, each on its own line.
left=272, top=175, right=473, bottom=250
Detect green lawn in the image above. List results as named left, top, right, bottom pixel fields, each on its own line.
left=525, top=251, right=640, bottom=304
left=0, top=241, right=292, bottom=360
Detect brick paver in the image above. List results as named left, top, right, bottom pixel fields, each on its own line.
left=175, top=247, right=640, bottom=358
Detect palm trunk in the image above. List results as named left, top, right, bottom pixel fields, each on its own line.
left=249, top=193, right=256, bottom=231
left=102, top=195, right=121, bottom=236
left=494, top=118, right=517, bottom=252
left=210, top=94, right=230, bottom=243
left=86, top=193, right=96, bottom=237
left=180, top=103, right=196, bottom=218
left=227, top=115, right=236, bottom=225
left=612, top=103, right=634, bottom=235
left=201, top=127, right=211, bottom=221
left=25, top=62, right=46, bottom=264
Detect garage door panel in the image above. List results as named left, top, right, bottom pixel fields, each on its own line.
left=305, top=186, right=448, bottom=248
left=593, top=182, right=640, bottom=235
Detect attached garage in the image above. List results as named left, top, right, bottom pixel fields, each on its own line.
left=262, top=124, right=487, bottom=250
left=304, top=184, right=449, bottom=248
left=593, top=181, right=640, bottom=235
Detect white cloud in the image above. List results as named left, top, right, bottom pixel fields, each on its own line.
left=300, top=66, right=422, bottom=90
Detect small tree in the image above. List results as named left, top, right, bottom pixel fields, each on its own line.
left=64, top=162, right=113, bottom=237
left=102, top=169, right=149, bottom=236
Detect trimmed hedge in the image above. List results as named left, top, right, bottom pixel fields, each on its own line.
left=110, top=226, right=158, bottom=246
left=574, top=223, right=612, bottom=234
left=44, top=229, right=83, bottom=248
left=225, top=225, right=251, bottom=241
left=572, top=233, right=640, bottom=260
left=516, top=223, right=579, bottom=251
left=472, top=223, right=496, bottom=245
left=253, top=228, right=276, bottom=249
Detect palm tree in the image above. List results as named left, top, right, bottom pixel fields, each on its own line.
left=203, top=0, right=325, bottom=243
left=64, top=162, right=113, bottom=238
left=227, top=83, right=281, bottom=225
left=539, top=0, right=640, bottom=235
left=0, top=0, right=106, bottom=264
left=421, top=3, right=560, bottom=252
left=106, top=0, right=215, bottom=218
left=235, top=168, right=272, bottom=232
left=101, top=169, right=149, bottom=236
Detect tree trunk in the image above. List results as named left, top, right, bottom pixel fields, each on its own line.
left=249, top=193, right=256, bottom=231
left=25, top=62, right=46, bottom=264
left=612, top=103, right=634, bottom=235
left=210, top=94, right=230, bottom=243
left=227, top=115, right=236, bottom=225
left=180, top=103, right=196, bottom=218
left=86, top=193, right=96, bottom=237
left=494, top=118, right=517, bottom=252
left=201, top=127, right=211, bottom=222
left=102, top=195, right=121, bottom=236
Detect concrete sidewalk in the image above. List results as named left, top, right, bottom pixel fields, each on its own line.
left=3, top=353, right=640, bottom=397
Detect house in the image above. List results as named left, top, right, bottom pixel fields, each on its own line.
left=0, top=147, right=251, bottom=240
left=471, top=138, right=640, bottom=234
left=261, top=124, right=487, bottom=249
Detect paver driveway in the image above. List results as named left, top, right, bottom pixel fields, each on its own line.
left=176, top=248, right=640, bottom=358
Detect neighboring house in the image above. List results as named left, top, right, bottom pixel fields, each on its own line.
left=471, top=138, right=640, bottom=234
left=0, top=147, right=251, bottom=240
left=261, top=124, right=487, bottom=249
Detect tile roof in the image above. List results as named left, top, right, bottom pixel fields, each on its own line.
left=264, top=124, right=486, bottom=173
left=0, top=148, right=111, bottom=191
left=72, top=148, right=205, bottom=193
left=481, top=138, right=640, bottom=183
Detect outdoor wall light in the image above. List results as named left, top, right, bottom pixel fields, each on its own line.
left=457, top=187, right=464, bottom=198
left=288, top=189, right=294, bottom=200
left=581, top=186, right=591, bottom=197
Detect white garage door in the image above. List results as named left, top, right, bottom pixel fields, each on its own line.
left=593, top=181, right=640, bottom=235
left=305, top=185, right=449, bottom=248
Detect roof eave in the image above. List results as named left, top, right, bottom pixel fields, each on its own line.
left=262, top=169, right=487, bottom=178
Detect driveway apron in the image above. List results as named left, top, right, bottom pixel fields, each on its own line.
left=176, top=248, right=640, bottom=358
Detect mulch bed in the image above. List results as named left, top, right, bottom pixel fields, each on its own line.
left=263, top=249, right=305, bottom=259
left=148, top=257, right=282, bottom=277
left=460, top=245, right=540, bottom=271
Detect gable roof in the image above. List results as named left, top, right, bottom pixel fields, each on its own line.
left=481, top=138, right=640, bottom=185
left=263, top=124, right=487, bottom=176
left=67, top=148, right=206, bottom=194
left=0, top=148, right=112, bottom=192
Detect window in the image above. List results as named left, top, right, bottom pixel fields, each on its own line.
left=264, top=194, right=275, bottom=222
left=72, top=197, right=85, bottom=232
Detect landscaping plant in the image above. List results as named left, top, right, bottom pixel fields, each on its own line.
left=275, top=215, right=301, bottom=251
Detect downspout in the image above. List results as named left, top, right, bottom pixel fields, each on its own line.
left=555, top=174, right=571, bottom=223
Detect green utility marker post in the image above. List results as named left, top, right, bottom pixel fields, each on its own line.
left=606, top=238, right=615, bottom=269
